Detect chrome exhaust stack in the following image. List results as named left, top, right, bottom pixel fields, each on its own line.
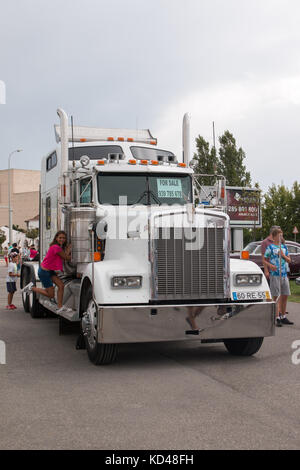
left=182, top=112, right=191, bottom=166
left=57, top=108, right=70, bottom=206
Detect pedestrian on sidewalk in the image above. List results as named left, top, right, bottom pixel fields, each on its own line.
left=264, top=228, right=293, bottom=327
left=22, top=231, right=72, bottom=314
left=29, top=245, right=38, bottom=260
left=9, top=243, right=20, bottom=257
left=22, top=241, right=30, bottom=261
left=3, top=246, right=8, bottom=267
left=261, top=225, right=281, bottom=282
left=6, top=252, right=20, bottom=310
left=8, top=243, right=21, bottom=272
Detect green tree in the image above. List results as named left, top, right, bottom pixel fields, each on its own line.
left=26, top=228, right=39, bottom=240
left=192, top=135, right=220, bottom=186
left=218, top=131, right=251, bottom=187
left=12, top=224, right=26, bottom=233
left=290, top=182, right=300, bottom=239
left=261, top=184, right=293, bottom=239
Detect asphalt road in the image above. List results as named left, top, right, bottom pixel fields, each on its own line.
left=0, top=264, right=299, bottom=450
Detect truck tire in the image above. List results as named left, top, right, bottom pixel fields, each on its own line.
left=223, top=337, right=264, bottom=356
left=81, top=286, right=117, bottom=365
left=21, top=267, right=31, bottom=313
left=28, top=276, right=44, bottom=319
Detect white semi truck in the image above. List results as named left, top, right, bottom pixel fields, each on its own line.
left=21, top=109, right=275, bottom=365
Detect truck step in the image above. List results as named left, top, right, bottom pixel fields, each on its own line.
left=39, top=298, right=78, bottom=322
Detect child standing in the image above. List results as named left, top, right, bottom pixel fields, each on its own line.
left=6, top=253, right=20, bottom=310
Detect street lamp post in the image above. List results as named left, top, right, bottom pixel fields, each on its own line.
left=8, top=149, right=23, bottom=244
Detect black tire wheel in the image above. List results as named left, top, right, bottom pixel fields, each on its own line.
left=29, top=275, right=44, bottom=319
left=223, top=337, right=264, bottom=356
left=81, top=286, right=117, bottom=365
left=21, top=268, right=31, bottom=313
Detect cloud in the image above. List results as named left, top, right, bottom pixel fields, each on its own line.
left=1, top=0, right=300, bottom=193
left=153, top=74, right=300, bottom=190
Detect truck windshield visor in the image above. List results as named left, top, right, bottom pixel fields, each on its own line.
left=97, top=173, right=192, bottom=206
left=130, top=146, right=176, bottom=161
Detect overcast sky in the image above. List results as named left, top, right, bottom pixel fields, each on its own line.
left=1, top=0, right=300, bottom=192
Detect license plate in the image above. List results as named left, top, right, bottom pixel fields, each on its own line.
left=232, top=291, right=271, bottom=301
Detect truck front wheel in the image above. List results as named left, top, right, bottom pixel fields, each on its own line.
left=21, top=267, right=31, bottom=313
left=223, top=337, right=264, bottom=356
left=81, top=287, right=117, bottom=365
left=28, top=276, right=45, bottom=319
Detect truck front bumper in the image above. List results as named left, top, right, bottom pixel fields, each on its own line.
left=98, top=301, right=275, bottom=344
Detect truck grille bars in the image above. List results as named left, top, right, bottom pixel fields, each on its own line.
left=152, top=226, right=225, bottom=300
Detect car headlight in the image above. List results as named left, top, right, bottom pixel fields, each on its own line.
left=111, top=276, right=142, bottom=289
left=234, top=274, right=262, bottom=286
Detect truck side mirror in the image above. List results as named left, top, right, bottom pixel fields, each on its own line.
left=96, top=220, right=108, bottom=240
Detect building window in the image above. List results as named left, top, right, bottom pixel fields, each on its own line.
left=46, top=196, right=51, bottom=229
left=46, top=152, right=57, bottom=172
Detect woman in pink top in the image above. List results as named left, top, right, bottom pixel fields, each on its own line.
left=23, top=231, right=71, bottom=313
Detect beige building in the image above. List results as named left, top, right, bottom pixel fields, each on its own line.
left=0, top=169, right=40, bottom=230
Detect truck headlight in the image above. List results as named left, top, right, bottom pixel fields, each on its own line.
left=234, top=274, right=262, bottom=286
left=111, top=276, right=142, bottom=289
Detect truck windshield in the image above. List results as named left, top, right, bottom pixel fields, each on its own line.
left=97, top=173, right=192, bottom=206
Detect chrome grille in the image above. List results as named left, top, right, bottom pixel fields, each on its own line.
left=154, top=227, right=225, bottom=300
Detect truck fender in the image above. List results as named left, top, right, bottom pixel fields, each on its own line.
left=20, top=262, right=39, bottom=289
left=78, top=276, right=93, bottom=317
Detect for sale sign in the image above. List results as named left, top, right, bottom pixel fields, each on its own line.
left=226, top=187, right=261, bottom=228
left=157, top=178, right=183, bottom=199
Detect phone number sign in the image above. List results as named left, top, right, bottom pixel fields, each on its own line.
left=157, top=178, right=183, bottom=199
left=226, top=187, right=261, bottom=228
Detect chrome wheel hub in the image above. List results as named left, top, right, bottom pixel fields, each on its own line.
left=28, top=291, right=33, bottom=309
left=82, top=299, right=98, bottom=348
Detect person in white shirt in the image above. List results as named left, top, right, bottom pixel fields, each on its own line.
left=6, top=253, right=20, bottom=310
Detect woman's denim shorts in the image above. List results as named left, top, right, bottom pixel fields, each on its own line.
left=38, top=267, right=56, bottom=288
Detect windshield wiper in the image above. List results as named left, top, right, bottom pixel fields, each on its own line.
left=148, top=190, right=162, bottom=205
left=132, top=190, right=148, bottom=205
left=131, top=189, right=161, bottom=206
